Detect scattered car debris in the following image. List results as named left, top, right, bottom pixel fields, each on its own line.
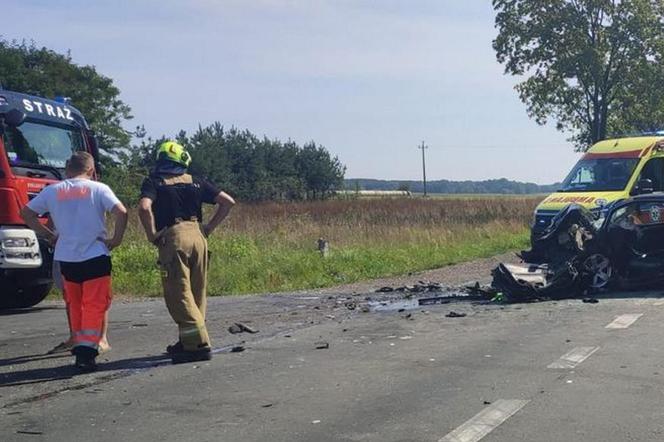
left=375, top=282, right=444, bottom=294
left=582, top=298, right=599, bottom=304
left=314, top=341, right=329, bottom=349
left=445, top=311, right=467, bottom=318
left=418, top=296, right=451, bottom=306
left=261, top=403, right=273, bottom=408
left=230, top=345, right=245, bottom=353
left=228, top=324, right=243, bottom=334
left=228, top=322, right=259, bottom=334
left=47, top=341, right=73, bottom=354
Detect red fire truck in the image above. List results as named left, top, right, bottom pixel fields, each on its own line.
left=0, top=88, right=100, bottom=309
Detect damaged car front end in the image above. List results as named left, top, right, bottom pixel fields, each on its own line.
left=493, top=193, right=664, bottom=301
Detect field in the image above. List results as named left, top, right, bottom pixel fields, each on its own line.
left=111, top=196, right=542, bottom=296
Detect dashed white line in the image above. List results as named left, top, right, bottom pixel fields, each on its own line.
left=547, top=346, right=600, bottom=369
left=439, top=399, right=529, bottom=442
left=605, top=314, right=643, bottom=329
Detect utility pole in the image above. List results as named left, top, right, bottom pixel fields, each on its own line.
left=418, top=141, right=428, bottom=197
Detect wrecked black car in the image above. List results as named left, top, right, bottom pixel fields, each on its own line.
left=492, top=192, right=664, bottom=301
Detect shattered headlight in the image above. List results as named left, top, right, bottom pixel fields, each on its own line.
left=591, top=208, right=608, bottom=229
left=1, top=238, right=33, bottom=248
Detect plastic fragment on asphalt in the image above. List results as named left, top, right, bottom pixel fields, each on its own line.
left=445, top=311, right=467, bottom=318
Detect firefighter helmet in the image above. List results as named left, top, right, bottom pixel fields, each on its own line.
left=156, top=140, right=191, bottom=167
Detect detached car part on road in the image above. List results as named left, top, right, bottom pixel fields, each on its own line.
left=493, top=193, right=664, bottom=301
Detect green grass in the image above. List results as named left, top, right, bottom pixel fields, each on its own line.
left=110, top=227, right=529, bottom=296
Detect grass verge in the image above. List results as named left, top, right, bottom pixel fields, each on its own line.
left=111, top=227, right=529, bottom=296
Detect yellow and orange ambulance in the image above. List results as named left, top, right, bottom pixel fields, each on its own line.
left=533, top=135, right=664, bottom=234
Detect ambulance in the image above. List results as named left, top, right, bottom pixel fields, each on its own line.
left=533, top=135, right=664, bottom=235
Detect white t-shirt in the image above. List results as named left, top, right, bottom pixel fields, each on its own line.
left=27, top=178, right=121, bottom=263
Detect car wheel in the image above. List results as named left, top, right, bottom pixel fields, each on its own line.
left=584, top=254, right=613, bottom=289
left=0, top=283, right=52, bottom=309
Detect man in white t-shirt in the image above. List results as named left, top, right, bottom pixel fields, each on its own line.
left=21, top=152, right=128, bottom=372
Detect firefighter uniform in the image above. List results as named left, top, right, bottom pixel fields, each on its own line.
left=140, top=142, right=222, bottom=362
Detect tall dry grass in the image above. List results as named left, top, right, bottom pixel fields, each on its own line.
left=114, top=196, right=541, bottom=296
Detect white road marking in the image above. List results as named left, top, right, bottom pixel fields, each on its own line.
left=547, top=346, right=600, bottom=369
left=439, top=399, right=529, bottom=442
left=653, top=300, right=664, bottom=306
left=605, top=314, right=643, bottom=329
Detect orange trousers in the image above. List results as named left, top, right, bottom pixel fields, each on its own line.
left=61, top=256, right=112, bottom=353
left=63, top=277, right=111, bottom=351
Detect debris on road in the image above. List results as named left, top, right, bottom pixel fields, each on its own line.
left=445, top=311, right=467, bottom=318
left=230, top=345, right=245, bottom=353
left=375, top=281, right=444, bottom=294
left=228, top=324, right=242, bottom=334
left=47, top=341, right=73, bottom=354
left=314, top=341, right=329, bottom=349
left=228, top=322, right=259, bottom=334
left=582, top=298, right=599, bottom=304
left=418, top=296, right=451, bottom=306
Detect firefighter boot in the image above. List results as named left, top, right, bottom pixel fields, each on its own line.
left=171, top=344, right=212, bottom=364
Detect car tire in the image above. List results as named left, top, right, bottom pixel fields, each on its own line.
left=0, top=283, right=52, bottom=309
left=583, top=254, right=613, bottom=289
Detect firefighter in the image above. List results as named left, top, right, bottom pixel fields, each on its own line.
left=21, top=152, right=128, bottom=372
left=138, top=140, right=235, bottom=364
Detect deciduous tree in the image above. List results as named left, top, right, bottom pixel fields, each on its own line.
left=493, top=0, right=664, bottom=149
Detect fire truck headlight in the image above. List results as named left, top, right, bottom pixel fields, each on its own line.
left=2, top=238, right=32, bottom=248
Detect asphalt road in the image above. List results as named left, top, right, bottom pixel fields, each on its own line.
left=2, top=287, right=664, bottom=441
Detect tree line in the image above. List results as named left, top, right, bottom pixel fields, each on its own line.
left=347, top=178, right=559, bottom=195
left=109, top=124, right=345, bottom=203
left=0, top=39, right=344, bottom=203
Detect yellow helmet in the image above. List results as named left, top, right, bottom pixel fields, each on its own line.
left=156, top=140, right=191, bottom=167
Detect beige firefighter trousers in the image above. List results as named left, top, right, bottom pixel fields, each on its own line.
left=157, top=221, right=210, bottom=351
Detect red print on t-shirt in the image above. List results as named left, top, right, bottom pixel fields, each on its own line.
left=56, top=187, right=91, bottom=201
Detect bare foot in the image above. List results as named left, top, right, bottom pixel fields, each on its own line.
left=98, top=338, right=112, bottom=354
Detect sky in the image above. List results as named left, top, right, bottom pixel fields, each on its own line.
left=2, top=0, right=582, bottom=184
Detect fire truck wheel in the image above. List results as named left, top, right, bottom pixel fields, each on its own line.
left=0, top=284, right=52, bottom=309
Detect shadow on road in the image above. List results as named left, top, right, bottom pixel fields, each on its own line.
left=0, top=352, right=69, bottom=368
left=0, top=306, right=62, bottom=316
left=0, top=353, right=170, bottom=389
